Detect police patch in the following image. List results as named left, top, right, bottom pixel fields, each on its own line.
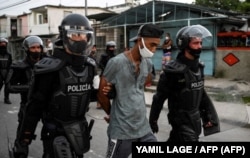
left=190, top=80, right=204, bottom=90
left=66, top=83, right=91, bottom=93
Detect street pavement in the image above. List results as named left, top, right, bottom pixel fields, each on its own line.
left=0, top=77, right=250, bottom=158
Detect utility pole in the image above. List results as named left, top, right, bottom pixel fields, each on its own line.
left=85, top=0, right=88, bottom=16
left=152, top=0, right=155, bottom=24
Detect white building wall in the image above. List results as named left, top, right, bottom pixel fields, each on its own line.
left=28, top=7, right=111, bottom=36
left=0, top=18, right=8, bottom=37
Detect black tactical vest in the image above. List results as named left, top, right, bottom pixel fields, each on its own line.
left=179, top=67, right=204, bottom=111
left=0, top=53, right=10, bottom=69
left=165, top=60, right=205, bottom=112
left=0, top=53, right=10, bottom=80
left=50, top=65, right=94, bottom=122
left=166, top=61, right=205, bottom=136
left=6, top=61, right=33, bottom=93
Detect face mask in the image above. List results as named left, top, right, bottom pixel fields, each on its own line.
left=107, top=49, right=115, bottom=57
left=67, top=39, right=87, bottom=55
left=27, top=51, right=41, bottom=65
left=0, top=46, right=7, bottom=52
left=165, top=37, right=169, bottom=40
left=188, top=47, right=202, bottom=59
left=139, top=38, right=154, bottom=58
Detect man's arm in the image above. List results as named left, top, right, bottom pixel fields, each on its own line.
left=149, top=72, right=169, bottom=133
left=145, top=73, right=152, bottom=86
left=97, top=76, right=111, bottom=115
left=200, top=89, right=220, bottom=136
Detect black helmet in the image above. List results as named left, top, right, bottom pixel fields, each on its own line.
left=0, top=38, right=8, bottom=43
left=59, top=13, right=93, bottom=55
left=176, top=25, right=212, bottom=50
left=23, top=36, right=44, bottom=52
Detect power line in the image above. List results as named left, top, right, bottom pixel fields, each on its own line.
left=0, top=0, right=30, bottom=10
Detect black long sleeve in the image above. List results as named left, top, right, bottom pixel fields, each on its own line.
left=149, top=72, right=169, bottom=122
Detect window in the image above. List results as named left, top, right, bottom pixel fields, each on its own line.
left=44, top=14, right=48, bottom=23
left=36, top=13, right=43, bottom=24
left=11, top=19, right=17, bottom=37
left=18, top=18, right=22, bottom=36
left=96, top=36, right=105, bottom=48
left=120, top=34, right=124, bottom=51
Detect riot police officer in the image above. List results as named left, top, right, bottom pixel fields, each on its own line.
left=0, top=37, right=12, bottom=104
left=98, top=41, right=116, bottom=76
left=6, top=35, right=43, bottom=140
left=14, top=13, right=96, bottom=158
left=149, top=25, right=220, bottom=141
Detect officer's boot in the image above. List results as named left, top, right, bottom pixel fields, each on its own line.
left=4, top=91, right=11, bottom=104
left=4, top=98, right=11, bottom=104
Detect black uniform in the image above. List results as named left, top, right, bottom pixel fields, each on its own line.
left=6, top=57, right=35, bottom=134
left=0, top=48, right=12, bottom=102
left=17, top=41, right=96, bottom=157
left=98, top=41, right=116, bottom=76
left=149, top=52, right=220, bottom=141
left=99, top=53, right=115, bottom=76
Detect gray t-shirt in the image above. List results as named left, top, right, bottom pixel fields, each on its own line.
left=103, top=53, right=152, bottom=139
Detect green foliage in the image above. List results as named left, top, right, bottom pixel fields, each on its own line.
left=242, top=96, right=250, bottom=104
left=195, top=0, right=240, bottom=11
left=195, top=0, right=250, bottom=13
left=238, top=1, right=250, bottom=13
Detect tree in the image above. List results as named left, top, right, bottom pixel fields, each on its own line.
left=195, top=0, right=241, bottom=11
left=238, top=0, right=250, bottom=13
left=195, top=0, right=250, bottom=14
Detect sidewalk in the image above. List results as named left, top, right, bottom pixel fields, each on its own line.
left=144, top=77, right=250, bottom=141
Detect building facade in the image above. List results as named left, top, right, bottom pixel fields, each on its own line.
left=94, top=1, right=250, bottom=80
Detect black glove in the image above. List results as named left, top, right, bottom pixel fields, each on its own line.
left=13, top=140, right=29, bottom=158
left=150, top=120, right=159, bottom=133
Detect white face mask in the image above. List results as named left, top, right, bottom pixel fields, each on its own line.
left=165, top=37, right=169, bottom=40
left=139, top=38, right=154, bottom=58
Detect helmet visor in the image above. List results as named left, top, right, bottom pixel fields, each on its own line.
left=182, top=25, right=212, bottom=39
left=66, top=30, right=93, bottom=41
left=29, top=43, right=42, bottom=49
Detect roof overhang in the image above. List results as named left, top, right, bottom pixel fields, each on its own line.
left=100, top=1, right=244, bottom=28
left=87, top=12, right=118, bottom=21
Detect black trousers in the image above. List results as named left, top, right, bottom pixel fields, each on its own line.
left=0, top=81, right=9, bottom=99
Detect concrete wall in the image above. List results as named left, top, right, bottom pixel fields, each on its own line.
left=215, top=49, right=250, bottom=81
left=17, top=15, right=29, bottom=37
left=0, top=17, right=12, bottom=38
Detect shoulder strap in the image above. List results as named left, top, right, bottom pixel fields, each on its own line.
left=11, top=60, right=29, bottom=69
left=85, top=56, right=96, bottom=67
left=164, top=60, right=187, bottom=74
left=34, top=57, right=64, bottom=74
